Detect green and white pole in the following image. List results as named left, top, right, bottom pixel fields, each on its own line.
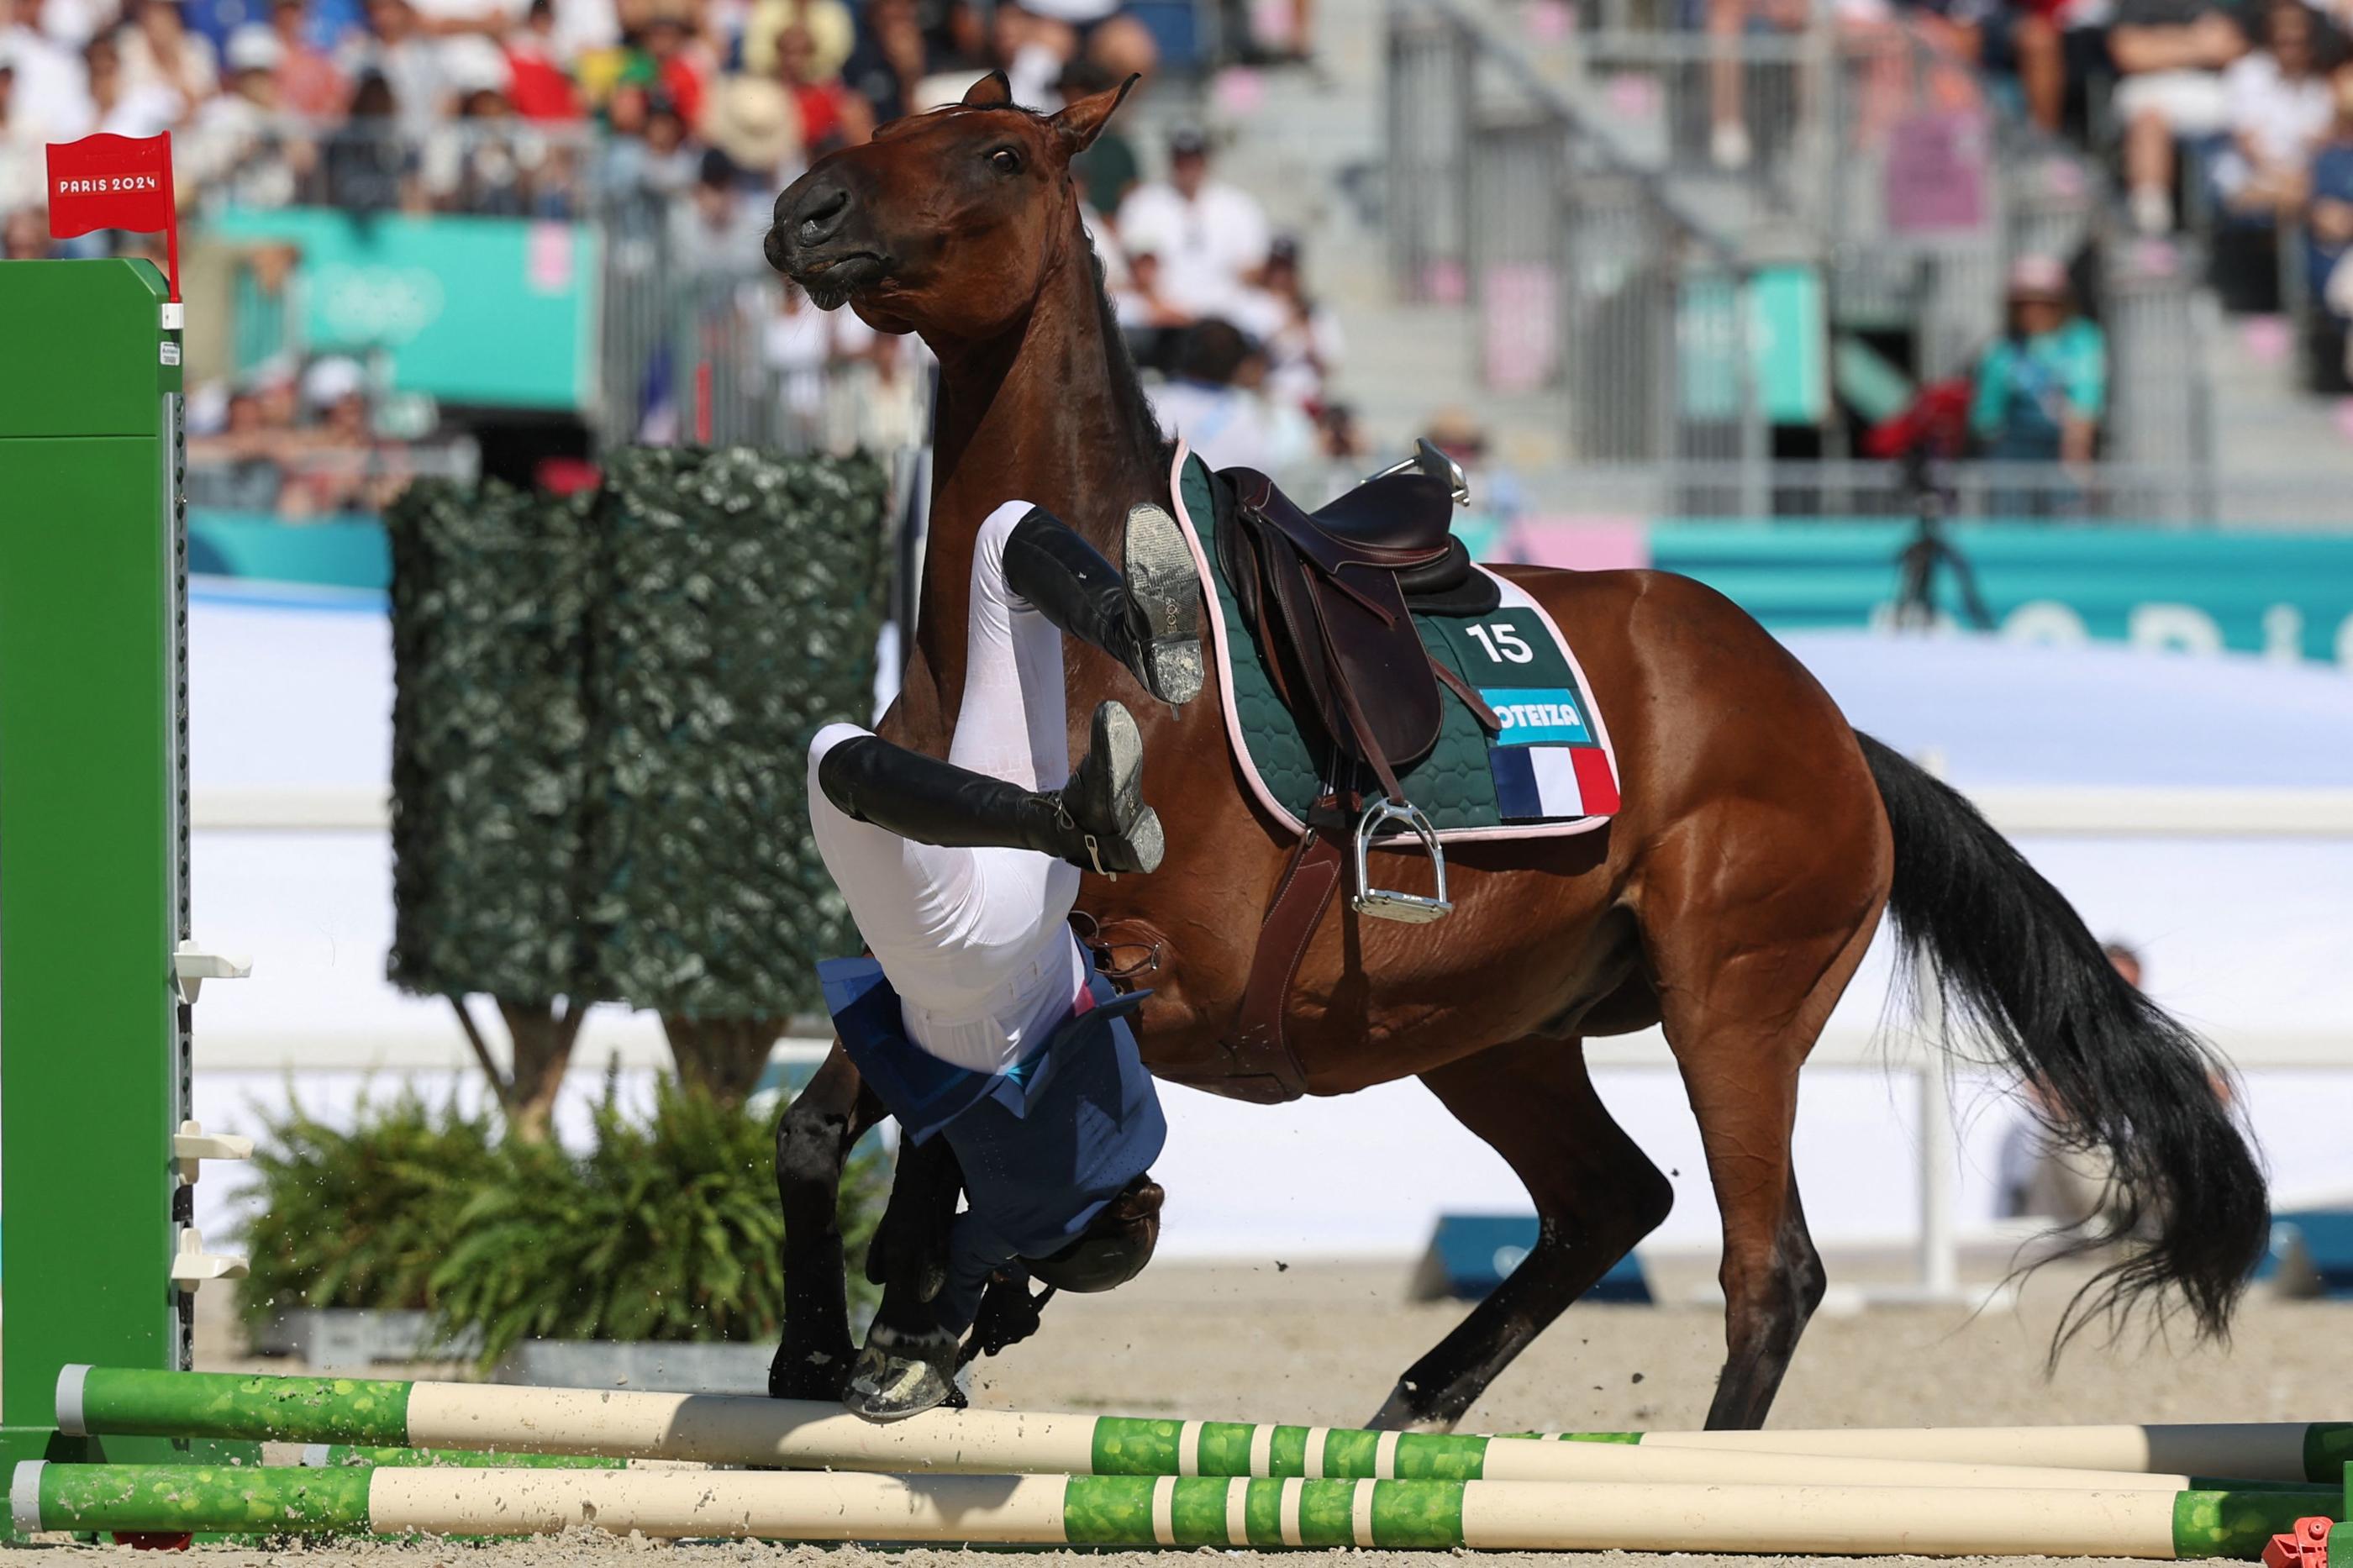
left=58, top=1368, right=2331, bottom=1496
left=298, top=1446, right=633, bottom=1471
left=1524, top=1423, right=2353, bottom=1487
left=8, top=1462, right=2331, bottom=1557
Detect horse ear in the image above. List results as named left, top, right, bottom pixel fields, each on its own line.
left=961, top=70, right=1013, bottom=108
left=1050, top=74, right=1139, bottom=155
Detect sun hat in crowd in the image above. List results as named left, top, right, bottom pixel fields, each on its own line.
left=699, top=73, right=798, bottom=174
left=2006, top=254, right=2071, bottom=301
left=224, top=24, right=285, bottom=74
left=302, top=355, right=366, bottom=409
left=1167, top=124, right=1209, bottom=158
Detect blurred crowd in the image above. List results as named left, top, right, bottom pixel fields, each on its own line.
left=1701, top=0, right=2353, bottom=386
left=0, top=0, right=1195, bottom=233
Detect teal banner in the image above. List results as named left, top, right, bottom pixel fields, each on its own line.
left=1677, top=266, right=1826, bottom=426
left=189, top=513, right=388, bottom=592
left=1650, top=521, right=2353, bottom=665
left=208, top=208, right=597, bottom=411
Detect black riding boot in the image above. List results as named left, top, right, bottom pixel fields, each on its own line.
left=1002, top=503, right=1203, bottom=707
left=817, top=701, right=1165, bottom=875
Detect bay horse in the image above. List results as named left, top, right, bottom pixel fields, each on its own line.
left=761, top=73, right=2267, bottom=1430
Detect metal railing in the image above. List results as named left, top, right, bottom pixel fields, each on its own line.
left=1382, top=0, right=2225, bottom=508
left=1490, top=457, right=2344, bottom=524
left=1387, top=0, right=1773, bottom=506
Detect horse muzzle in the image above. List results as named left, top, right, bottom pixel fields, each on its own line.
left=769, top=174, right=892, bottom=306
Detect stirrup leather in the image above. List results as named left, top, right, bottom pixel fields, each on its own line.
left=1350, top=797, right=1451, bottom=924
left=1053, top=802, right=1117, bottom=879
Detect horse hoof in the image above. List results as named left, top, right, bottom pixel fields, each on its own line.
left=1365, top=1384, right=1458, bottom=1434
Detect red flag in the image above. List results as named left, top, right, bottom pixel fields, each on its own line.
left=45, top=132, right=181, bottom=302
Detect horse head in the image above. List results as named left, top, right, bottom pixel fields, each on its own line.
left=767, top=71, right=1135, bottom=342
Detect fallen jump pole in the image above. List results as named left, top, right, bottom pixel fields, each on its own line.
left=1520, top=1423, right=2353, bottom=1487
left=8, top=1463, right=2332, bottom=1557
left=57, top=1367, right=2328, bottom=1496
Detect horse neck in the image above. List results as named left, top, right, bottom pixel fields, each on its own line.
left=910, top=226, right=1165, bottom=734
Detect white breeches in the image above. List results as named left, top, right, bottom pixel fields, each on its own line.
left=808, top=500, right=1087, bottom=1074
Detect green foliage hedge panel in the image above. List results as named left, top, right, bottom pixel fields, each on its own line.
left=386, top=448, right=892, bottom=1023
left=589, top=448, right=892, bottom=1021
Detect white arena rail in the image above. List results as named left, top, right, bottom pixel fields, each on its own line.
left=192, top=781, right=2353, bottom=1301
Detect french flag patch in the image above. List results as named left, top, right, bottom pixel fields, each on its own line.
left=1489, top=745, right=1621, bottom=822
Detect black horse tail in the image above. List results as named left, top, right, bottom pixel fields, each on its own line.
left=1856, top=731, right=2268, bottom=1359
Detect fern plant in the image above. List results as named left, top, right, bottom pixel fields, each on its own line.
left=238, top=1078, right=884, bottom=1366
left=237, top=1089, right=513, bottom=1327
left=427, top=1076, right=885, bottom=1365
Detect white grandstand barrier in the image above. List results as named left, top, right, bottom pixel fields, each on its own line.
left=190, top=782, right=2351, bottom=1292
left=191, top=785, right=391, bottom=831
left=187, top=783, right=2353, bottom=838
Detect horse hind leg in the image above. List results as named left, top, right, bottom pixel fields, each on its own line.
left=1369, top=1037, right=1674, bottom=1432
left=1648, top=858, right=1879, bottom=1429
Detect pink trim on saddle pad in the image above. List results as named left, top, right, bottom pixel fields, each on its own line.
left=1162, top=444, right=1620, bottom=847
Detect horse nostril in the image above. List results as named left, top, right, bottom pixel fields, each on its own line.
left=796, top=183, right=852, bottom=245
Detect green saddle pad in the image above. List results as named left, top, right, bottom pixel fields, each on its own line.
left=1173, top=454, right=1619, bottom=839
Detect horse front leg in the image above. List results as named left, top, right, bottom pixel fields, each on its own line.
left=864, top=1133, right=961, bottom=1311
left=1370, top=1037, right=1673, bottom=1431
left=770, top=1043, right=886, bottom=1400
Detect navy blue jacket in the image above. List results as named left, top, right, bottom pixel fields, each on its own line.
left=819, top=956, right=1168, bottom=1259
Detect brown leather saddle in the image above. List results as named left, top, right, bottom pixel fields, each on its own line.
left=1219, top=466, right=1487, bottom=807
left=1179, top=453, right=1506, bottom=1104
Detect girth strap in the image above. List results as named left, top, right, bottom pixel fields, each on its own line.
left=1224, top=798, right=1350, bottom=1104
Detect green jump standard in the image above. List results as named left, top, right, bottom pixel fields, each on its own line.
left=8, top=1462, right=2337, bottom=1557
left=55, top=1367, right=2343, bottom=1496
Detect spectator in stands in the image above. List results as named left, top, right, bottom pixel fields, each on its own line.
left=0, top=56, right=35, bottom=218
left=117, top=0, right=217, bottom=124
left=84, top=29, right=180, bottom=134
left=1702, top=0, right=1807, bottom=171
left=1115, top=127, right=1271, bottom=324
left=629, top=0, right=706, bottom=124
left=2303, top=63, right=2353, bottom=307
left=271, top=0, right=350, bottom=114
left=2209, top=0, right=2332, bottom=220
left=322, top=69, right=418, bottom=207
left=1150, top=318, right=1314, bottom=475
left=1113, top=237, right=1187, bottom=371
left=776, top=18, right=870, bottom=153
left=699, top=64, right=797, bottom=187
left=282, top=355, right=413, bottom=518
left=2109, top=0, right=2249, bottom=233
left=1227, top=233, right=1343, bottom=413
left=503, top=0, right=584, bottom=117
left=840, top=0, right=927, bottom=123
left=350, top=0, right=450, bottom=135
left=992, top=0, right=1153, bottom=99
left=1969, top=254, right=2105, bottom=484
left=3, top=0, right=95, bottom=135
left=672, top=145, right=771, bottom=272
left=186, top=387, right=289, bottom=512
left=183, top=24, right=308, bottom=205
left=740, top=0, right=854, bottom=84
left=2, top=201, right=59, bottom=256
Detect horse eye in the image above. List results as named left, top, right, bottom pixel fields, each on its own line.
left=989, top=148, right=1021, bottom=174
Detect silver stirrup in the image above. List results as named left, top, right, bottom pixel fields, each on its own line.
left=1351, top=798, right=1452, bottom=924
left=1366, top=438, right=1471, bottom=508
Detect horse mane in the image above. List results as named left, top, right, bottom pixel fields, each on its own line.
left=1078, top=222, right=1172, bottom=484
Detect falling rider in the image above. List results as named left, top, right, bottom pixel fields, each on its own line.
left=807, top=495, right=1201, bottom=1420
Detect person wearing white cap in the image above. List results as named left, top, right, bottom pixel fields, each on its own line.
left=1113, top=126, right=1271, bottom=324
left=1968, top=255, right=2107, bottom=472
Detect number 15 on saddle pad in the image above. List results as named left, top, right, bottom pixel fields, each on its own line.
left=1436, top=608, right=1621, bottom=823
